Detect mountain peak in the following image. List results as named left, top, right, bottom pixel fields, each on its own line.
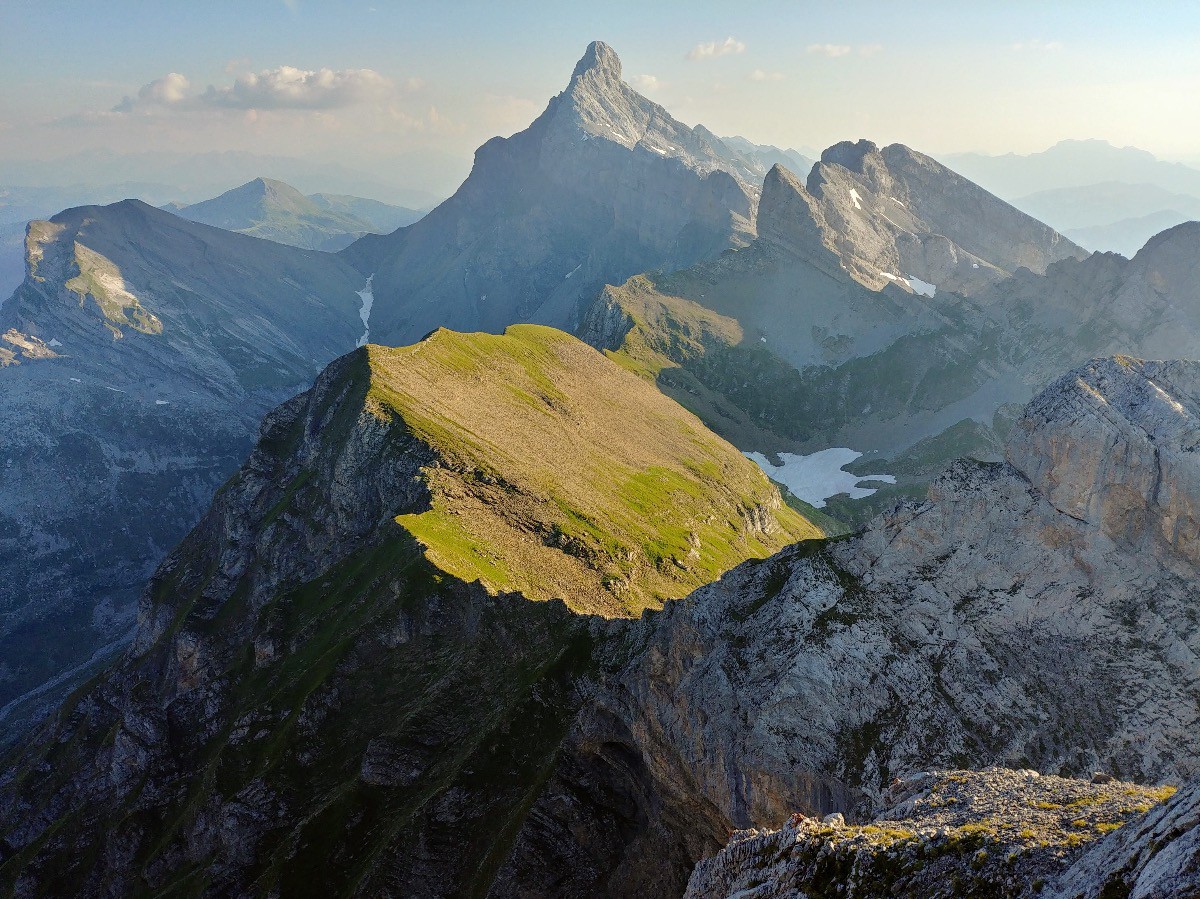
left=819, top=139, right=880, bottom=173
left=571, top=40, right=621, bottom=82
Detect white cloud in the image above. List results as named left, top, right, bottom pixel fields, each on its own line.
left=687, top=37, right=746, bottom=61
left=201, top=66, right=392, bottom=109
left=858, top=44, right=884, bottom=57
left=806, top=44, right=852, bottom=58
left=113, top=73, right=190, bottom=112
left=749, top=69, right=784, bottom=82
left=630, top=74, right=663, bottom=92
left=107, top=66, right=393, bottom=116
left=1012, top=39, right=1063, bottom=51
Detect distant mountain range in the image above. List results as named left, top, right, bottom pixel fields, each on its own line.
left=168, top=177, right=424, bottom=251
left=1012, top=181, right=1200, bottom=257
left=719, top=135, right=815, bottom=179
left=0, top=148, right=454, bottom=209
left=942, top=139, right=1200, bottom=198
left=0, top=179, right=429, bottom=302
left=941, top=140, right=1200, bottom=256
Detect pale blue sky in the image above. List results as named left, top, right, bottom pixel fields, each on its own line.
left=3, top=1, right=1198, bottom=190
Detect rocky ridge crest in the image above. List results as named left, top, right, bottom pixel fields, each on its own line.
left=759, top=139, right=1087, bottom=296
left=684, top=768, right=1182, bottom=899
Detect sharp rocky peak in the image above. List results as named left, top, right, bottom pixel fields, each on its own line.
left=571, top=40, right=621, bottom=82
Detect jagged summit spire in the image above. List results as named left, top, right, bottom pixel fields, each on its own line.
left=571, top=40, right=621, bottom=82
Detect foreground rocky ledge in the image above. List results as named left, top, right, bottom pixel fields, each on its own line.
left=685, top=768, right=1191, bottom=899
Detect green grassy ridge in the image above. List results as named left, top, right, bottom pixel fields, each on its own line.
left=360, top=325, right=820, bottom=617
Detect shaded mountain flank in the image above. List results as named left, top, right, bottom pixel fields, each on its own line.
left=0, top=200, right=366, bottom=735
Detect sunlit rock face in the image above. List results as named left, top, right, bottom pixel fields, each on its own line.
left=759, top=140, right=1087, bottom=297
left=1007, top=356, right=1200, bottom=571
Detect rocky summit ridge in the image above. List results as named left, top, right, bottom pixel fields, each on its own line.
left=341, top=41, right=761, bottom=347
left=761, top=139, right=1087, bottom=296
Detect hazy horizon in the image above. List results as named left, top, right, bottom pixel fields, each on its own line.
left=3, top=1, right=1200, bottom=197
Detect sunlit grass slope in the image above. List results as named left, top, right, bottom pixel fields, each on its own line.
left=364, top=324, right=820, bottom=616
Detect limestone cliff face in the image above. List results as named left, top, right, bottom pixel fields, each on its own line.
left=1008, top=357, right=1200, bottom=573
left=344, top=42, right=760, bottom=346
left=497, top=357, right=1200, bottom=896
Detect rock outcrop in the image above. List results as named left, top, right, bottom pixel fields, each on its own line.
left=1050, top=775, right=1200, bottom=898
left=760, top=140, right=1086, bottom=296
left=1008, top=356, right=1200, bottom=573
left=684, top=769, right=1181, bottom=899
left=343, top=41, right=761, bottom=346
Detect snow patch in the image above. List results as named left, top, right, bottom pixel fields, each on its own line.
left=849, top=188, right=863, bottom=210
left=155, top=400, right=170, bottom=406
left=564, top=263, right=582, bottom=280
left=744, top=448, right=896, bottom=508
left=890, top=197, right=906, bottom=207
left=881, top=272, right=898, bottom=280
left=904, top=275, right=937, bottom=297
left=69, top=377, right=81, bottom=383
left=356, top=275, right=374, bottom=348
left=48, top=338, right=63, bottom=347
